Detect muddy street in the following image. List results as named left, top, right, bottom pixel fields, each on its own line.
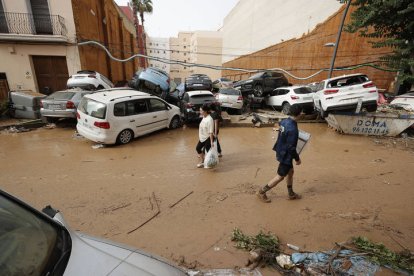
left=1, top=123, right=413, bottom=274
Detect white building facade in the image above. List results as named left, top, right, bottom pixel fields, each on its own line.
left=221, top=0, right=342, bottom=63
left=147, top=37, right=170, bottom=73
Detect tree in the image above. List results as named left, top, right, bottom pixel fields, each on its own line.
left=345, top=0, right=414, bottom=91
left=130, top=0, right=153, bottom=67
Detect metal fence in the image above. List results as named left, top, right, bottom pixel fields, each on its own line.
left=0, top=12, right=67, bottom=36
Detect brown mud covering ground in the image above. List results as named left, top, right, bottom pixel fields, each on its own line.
left=1, top=123, right=413, bottom=275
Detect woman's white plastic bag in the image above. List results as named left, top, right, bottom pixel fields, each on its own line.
left=204, top=141, right=219, bottom=169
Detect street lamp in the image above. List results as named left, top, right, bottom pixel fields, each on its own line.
left=327, top=0, right=352, bottom=79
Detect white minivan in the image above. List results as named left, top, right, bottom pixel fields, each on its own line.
left=76, top=88, right=181, bottom=145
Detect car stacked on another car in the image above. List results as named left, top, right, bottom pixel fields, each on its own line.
left=233, top=71, right=289, bottom=97
left=313, top=73, right=378, bottom=118
left=76, top=88, right=181, bottom=145
left=129, top=67, right=180, bottom=106
left=212, top=77, right=234, bottom=91
left=180, top=90, right=218, bottom=122
left=215, top=88, right=244, bottom=114
left=184, top=74, right=213, bottom=92
left=265, top=86, right=314, bottom=114
left=67, top=70, right=114, bottom=90
left=40, top=88, right=94, bottom=123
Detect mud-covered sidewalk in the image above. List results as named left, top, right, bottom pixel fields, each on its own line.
left=0, top=123, right=413, bottom=275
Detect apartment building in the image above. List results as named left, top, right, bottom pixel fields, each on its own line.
left=147, top=37, right=170, bottom=73
left=0, top=0, right=140, bottom=100
left=169, top=31, right=222, bottom=85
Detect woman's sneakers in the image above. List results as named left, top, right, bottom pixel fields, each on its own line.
left=288, top=192, right=302, bottom=200
left=256, top=191, right=271, bottom=203
left=197, top=163, right=204, bottom=168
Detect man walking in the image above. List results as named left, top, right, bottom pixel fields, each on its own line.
left=257, top=105, right=302, bottom=203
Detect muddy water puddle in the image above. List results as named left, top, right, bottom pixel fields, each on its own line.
left=1, top=123, right=413, bottom=274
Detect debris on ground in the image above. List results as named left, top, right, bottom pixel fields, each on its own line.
left=188, top=268, right=262, bottom=275
left=4, top=126, right=32, bottom=133
left=43, top=123, right=56, bottom=129
left=92, top=144, right=105, bottom=149
left=231, top=229, right=413, bottom=275
left=72, top=132, right=84, bottom=139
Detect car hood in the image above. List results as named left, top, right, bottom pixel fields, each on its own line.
left=234, top=79, right=253, bottom=86
left=54, top=214, right=187, bottom=276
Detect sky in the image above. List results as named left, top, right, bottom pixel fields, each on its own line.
left=114, top=0, right=239, bottom=38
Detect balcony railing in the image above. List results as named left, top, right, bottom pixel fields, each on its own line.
left=0, top=12, right=67, bottom=36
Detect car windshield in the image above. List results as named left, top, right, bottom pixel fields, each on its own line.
left=220, top=89, right=240, bottom=95
left=221, top=78, right=231, bottom=82
left=46, top=92, right=75, bottom=100
left=190, top=95, right=215, bottom=104
left=328, top=75, right=368, bottom=88
left=0, top=194, right=59, bottom=276
left=293, top=87, right=312, bottom=94
left=78, top=98, right=107, bottom=119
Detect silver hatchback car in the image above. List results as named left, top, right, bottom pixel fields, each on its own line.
left=40, top=88, right=93, bottom=123
left=0, top=190, right=188, bottom=276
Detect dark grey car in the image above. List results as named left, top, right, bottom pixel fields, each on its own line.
left=40, top=88, right=93, bottom=123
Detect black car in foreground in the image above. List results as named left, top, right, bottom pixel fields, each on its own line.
left=233, top=71, right=289, bottom=97
left=184, top=74, right=212, bottom=92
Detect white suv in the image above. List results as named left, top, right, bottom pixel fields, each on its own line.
left=313, top=73, right=378, bottom=118
left=67, top=70, right=114, bottom=90
left=265, top=85, right=314, bottom=114
left=76, top=88, right=181, bottom=145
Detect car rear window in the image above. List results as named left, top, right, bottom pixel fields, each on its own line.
left=220, top=89, right=240, bottom=96
left=190, top=95, right=215, bottom=104
left=293, top=87, right=312, bottom=94
left=46, top=92, right=75, bottom=100
left=328, top=75, right=369, bottom=88
left=78, top=98, right=107, bottom=119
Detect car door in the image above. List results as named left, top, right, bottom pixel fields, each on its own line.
left=147, top=98, right=169, bottom=130
left=274, top=89, right=288, bottom=107
left=113, top=99, right=152, bottom=137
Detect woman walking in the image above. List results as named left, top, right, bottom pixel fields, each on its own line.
left=196, top=104, right=215, bottom=168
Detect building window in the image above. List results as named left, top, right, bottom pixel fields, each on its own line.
left=184, top=53, right=186, bottom=56
left=184, top=67, right=186, bottom=69
left=150, top=43, right=152, bottom=46
left=164, top=51, right=166, bottom=54
left=150, top=50, right=152, bottom=53
left=184, top=46, right=186, bottom=49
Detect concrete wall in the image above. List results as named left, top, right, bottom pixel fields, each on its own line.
left=223, top=5, right=396, bottom=91
left=222, top=0, right=342, bottom=63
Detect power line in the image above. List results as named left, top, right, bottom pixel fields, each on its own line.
left=78, top=40, right=397, bottom=81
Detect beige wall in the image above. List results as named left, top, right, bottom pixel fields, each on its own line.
left=222, top=0, right=342, bottom=63
left=0, top=44, right=80, bottom=91
left=189, top=31, right=222, bottom=80
left=169, top=32, right=191, bottom=84
left=0, top=0, right=80, bottom=92
left=147, top=37, right=170, bottom=73
left=169, top=31, right=222, bottom=84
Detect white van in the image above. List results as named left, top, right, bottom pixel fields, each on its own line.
left=76, top=88, right=181, bottom=145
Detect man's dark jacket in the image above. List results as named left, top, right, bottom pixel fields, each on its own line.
left=272, top=117, right=300, bottom=165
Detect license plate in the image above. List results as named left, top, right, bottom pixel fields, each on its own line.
left=82, top=121, right=93, bottom=130
left=48, top=104, right=61, bottom=110
left=303, top=97, right=312, bottom=100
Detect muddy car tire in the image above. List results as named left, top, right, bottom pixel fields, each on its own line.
left=117, top=129, right=133, bottom=145
left=253, top=85, right=264, bottom=97
left=282, top=103, right=291, bottom=115
left=169, top=115, right=181, bottom=129
left=366, top=105, right=377, bottom=113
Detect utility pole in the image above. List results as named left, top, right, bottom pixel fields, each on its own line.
left=328, top=0, right=352, bottom=79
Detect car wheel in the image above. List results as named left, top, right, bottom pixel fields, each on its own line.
left=97, top=85, right=104, bottom=90
left=366, top=104, right=377, bottom=113
left=282, top=103, right=291, bottom=115
left=116, top=129, right=133, bottom=145
left=319, top=105, right=327, bottom=118
left=253, top=85, right=264, bottom=97
left=304, top=108, right=314, bottom=115
left=169, top=115, right=181, bottom=129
